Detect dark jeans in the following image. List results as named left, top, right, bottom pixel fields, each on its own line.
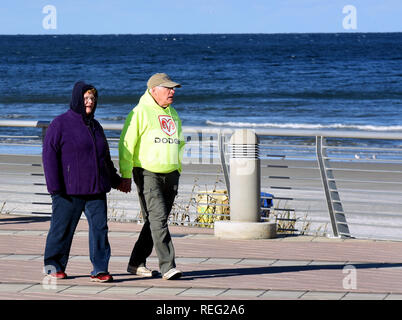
left=129, top=168, right=180, bottom=275
left=44, top=193, right=111, bottom=276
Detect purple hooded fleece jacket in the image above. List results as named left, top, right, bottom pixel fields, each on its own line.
left=42, top=81, right=121, bottom=195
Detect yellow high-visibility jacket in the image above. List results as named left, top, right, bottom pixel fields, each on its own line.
left=118, top=89, right=185, bottom=178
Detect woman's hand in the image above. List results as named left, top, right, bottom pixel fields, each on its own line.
left=117, top=178, right=132, bottom=193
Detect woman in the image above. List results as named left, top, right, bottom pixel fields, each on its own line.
left=42, top=81, right=121, bottom=282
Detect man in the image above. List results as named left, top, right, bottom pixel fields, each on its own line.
left=118, top=73, right=185, bottom=280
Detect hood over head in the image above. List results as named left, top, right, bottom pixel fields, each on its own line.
left=70, top=81, right=98, bottom=122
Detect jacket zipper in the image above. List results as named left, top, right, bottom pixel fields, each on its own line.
left=87, top=122, right=100, bottom=190
left=67, top=164, right=70, bottom=187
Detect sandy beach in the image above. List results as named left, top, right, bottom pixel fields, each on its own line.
left=1, top=153, right=402, bottom=241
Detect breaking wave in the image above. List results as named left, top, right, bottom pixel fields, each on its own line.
left=205, top=120, right=402, bottom=132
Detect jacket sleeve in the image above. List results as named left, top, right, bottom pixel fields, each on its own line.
left=105, top=148, right=121, bottom=189
left=98, top=124, right=122, bottom=189
left=42, top=121, right=64, bottom=195
left=118, top=109, right=139, bottom=178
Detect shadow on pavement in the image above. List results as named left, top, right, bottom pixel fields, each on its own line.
left=179, top=263, right=402, bottom=280
left=0, top=215, right=51, bottom=225
left=107, top=262, right=402, bottom=283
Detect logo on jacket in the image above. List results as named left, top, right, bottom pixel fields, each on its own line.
left=158, top=115, right=176, bottom=136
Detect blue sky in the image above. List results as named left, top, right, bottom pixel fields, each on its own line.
left=1, top=0, right=401, bottom=34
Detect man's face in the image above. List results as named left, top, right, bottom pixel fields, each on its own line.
left=151, top=86, right=176, bottom=107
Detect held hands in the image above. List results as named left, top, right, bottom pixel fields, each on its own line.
left=117, top=178, right=132, bottom=193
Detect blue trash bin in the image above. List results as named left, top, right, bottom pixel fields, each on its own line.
left=260, top=192, right=273, bottom=217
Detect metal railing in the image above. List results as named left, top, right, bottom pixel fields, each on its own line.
left=1, top=120, right=402, bottom=240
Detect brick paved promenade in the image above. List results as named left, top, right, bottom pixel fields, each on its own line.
left=1, top=213, right=402, bottom=301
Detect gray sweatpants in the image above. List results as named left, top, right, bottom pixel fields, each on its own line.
left=129, top=167, right=180, bottom=275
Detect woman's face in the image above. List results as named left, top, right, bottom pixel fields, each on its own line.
left=84, top=91, right=96, bottom=115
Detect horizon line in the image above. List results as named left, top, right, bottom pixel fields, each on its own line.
left=1, top=31, right=402, bottom=36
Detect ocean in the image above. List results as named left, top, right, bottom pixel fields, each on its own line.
left=1, top=33, right=402, bottom=152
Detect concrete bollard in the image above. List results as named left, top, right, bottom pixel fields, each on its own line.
left=229, top=129, right=261, bottom=222
left=214, top=129, right=276, bottom=239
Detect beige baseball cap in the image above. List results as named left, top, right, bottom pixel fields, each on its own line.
left=147, top=73, right=181, bottom=89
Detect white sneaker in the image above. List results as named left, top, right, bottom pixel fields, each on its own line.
left=127, top=265, right=158, bottom=277
left=162, top=268, right=182, bottom=280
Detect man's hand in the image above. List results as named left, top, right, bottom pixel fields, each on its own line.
left=117, top=178, right=132, bottom=193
